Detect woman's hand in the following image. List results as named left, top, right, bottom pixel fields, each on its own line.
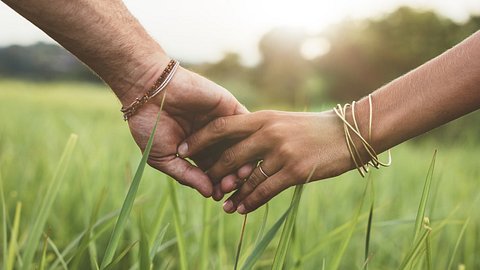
left=178, top=110, right=356, bottom=214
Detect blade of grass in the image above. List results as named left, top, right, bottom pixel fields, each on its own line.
left=7, top=202, right=21, bottom=270
left=241, top=207, right=291, bottom=270
left=255, top=203, right=269, bottom=246
left=272, top=167, right=315, bottom=270
left=271, top=185, right=305, bottom=270
left=364, top=176, right=375, bottom=270
left=150, top=223, right=170, bottom=261
left=200, top=199, right=212, bottom=270
left=88, top=238, right=99, bottom=270
left=412, top=150, right=436, bottom=243
left=39, top=235, right=48, bottom=270
left=148, top=189, right=170, bottom=249
left=138, top=213, right=151, bottom=270
left=217, top=212, right=226, bottom=269
left=300, top=209, right=375, bottom=263
left=47, top=238, right=68, bottom=270
left=1, top=171, right=8, bottom=270
left=70, top=188, right=107, bottom=269
left=398, top=222, right=432, bottom=270
left=100, top=93, right=166, bottom=269
left=425, top=230, right=431, bottom=270
left=167, top=179, right=188, bottom=270
left=49, top=208, right=121, bottom=270
left=424, top=217, right=432, bottom=270
left=363, top=203, right=374, bottom=270
left=22, top=134, right=78, bottom=270
left=330, top=173, right=372, bottom=270
left=234, top=215, right=248, bottom=270
left=447, top=217, right=470, bottom=270
left=104, top=241, right=138, bottom=270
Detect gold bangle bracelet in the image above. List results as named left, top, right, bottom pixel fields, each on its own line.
left=333, top=94, right=391, bottom=177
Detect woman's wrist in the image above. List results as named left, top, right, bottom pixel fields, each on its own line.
left=332, top=95, right=390, bottom=175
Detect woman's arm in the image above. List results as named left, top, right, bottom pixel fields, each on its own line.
left=357, top=30, right=480, bottom=154
left=179, top=31, right=480, bottom=214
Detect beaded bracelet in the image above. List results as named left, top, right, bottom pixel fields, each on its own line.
left=333, top=94, right=391, bottom=177
left=121, top=59, right=180, bottom=121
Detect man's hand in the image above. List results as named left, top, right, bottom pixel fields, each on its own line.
left=126, top=66, right=250, bottom=198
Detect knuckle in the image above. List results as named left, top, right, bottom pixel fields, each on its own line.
left=263, top=122, right=286, bottom=142
left=257, top=110, right=275, bottom=117
left=290, top=166, right=304, bottom=179
left=187, top=133, right=199, bottom=146
left=278, top=145, right=294, bottom=158
left=242, top=199, right=256, bottom=212
left=255, top=183, right=271, bottom=199
left=288, top=165, right=308, bottom=181
left=212, top=117, right=227, bottom=133
left=246, top=170, right=263, bottom=189
left=220, top=149, right=236, bottom=168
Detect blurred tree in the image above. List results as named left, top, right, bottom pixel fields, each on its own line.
left=315, top=6, right=479, bottom=102
left=191, top=52, right=260, bottom=107
left=255, top=28, right=312, bottom=108
left=0, top=42, right=99, bottom=82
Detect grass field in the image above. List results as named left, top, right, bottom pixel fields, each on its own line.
left=0, top=80, right=479, bottom=269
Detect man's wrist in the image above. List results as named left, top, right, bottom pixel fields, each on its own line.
left=112, top=52, right=171, bottom=107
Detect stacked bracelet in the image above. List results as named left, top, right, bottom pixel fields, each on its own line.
left=333, top=94, right=391, bottom=177
left=121, top=59, right=180, bottom=121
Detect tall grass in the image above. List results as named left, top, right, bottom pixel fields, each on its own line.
left=1, top=80, right=479, bottom=269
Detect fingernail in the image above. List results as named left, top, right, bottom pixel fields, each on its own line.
left=237, top=204, right=247, bottom=215
left=178, top=142, right=188, bottom=157
left=223, top=200, right=234, bottom=212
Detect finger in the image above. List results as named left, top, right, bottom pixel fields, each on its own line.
left=177, top=114, right=260, bottom=158
left=218, top=163, right=256, bottom=194
left=222, top=160, right=280, bottom=213
left=220, top=174, right=244, bottom=194
left=237, top=163, right=255, bottom=179
left=212, top=183, right=224, bottom=201
left=149, top=156, right=213, bottom=197
left=190, top=138, right=238, bottom=170
left=236, top=171, right=292, bottom=214
left=207, top=135, right=268, bottom=181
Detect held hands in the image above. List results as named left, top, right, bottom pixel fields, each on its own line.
left=179, top=110, right=355, bottom=214
left=123, top=64, right=354, bottom=214
left=126, top=66, right=254, bottom=198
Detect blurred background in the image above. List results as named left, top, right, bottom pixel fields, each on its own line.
left=1, top=1, right=480, bottom=269
left=1, top=1, right=479, bottom=108
left=2, top=1, right=480, bottom=141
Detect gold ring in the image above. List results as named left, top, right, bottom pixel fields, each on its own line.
left=258, top=163, right=270, bottom=178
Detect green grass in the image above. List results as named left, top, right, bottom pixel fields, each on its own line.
left=0, top=79, right=479, bottom=269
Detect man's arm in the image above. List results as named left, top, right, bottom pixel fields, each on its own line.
left=2, top=0, right=167, bottom=104
left=2, top=0, right=252, bottom=198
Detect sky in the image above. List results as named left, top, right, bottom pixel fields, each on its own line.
left=0, top=0, right=479, bottom=65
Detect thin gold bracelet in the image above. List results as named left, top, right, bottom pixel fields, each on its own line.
left=120, top=59, right=180, bottom=121
left=333, top=94, right=391, bottom=177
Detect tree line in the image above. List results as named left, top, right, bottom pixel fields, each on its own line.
left=1, top=6, right=479, bottom=111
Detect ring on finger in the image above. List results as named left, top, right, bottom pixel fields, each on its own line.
left=258, top=162, right=270, bottom=178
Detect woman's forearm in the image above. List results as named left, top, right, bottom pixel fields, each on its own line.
left=353, top=31, right=480, bottom=154
left=1, top=0, right=169, bottom=104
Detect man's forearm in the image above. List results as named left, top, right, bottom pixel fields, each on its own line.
left=355, top=31, right=480, bottom=153
left=2, top=0, right=168, bottom=104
